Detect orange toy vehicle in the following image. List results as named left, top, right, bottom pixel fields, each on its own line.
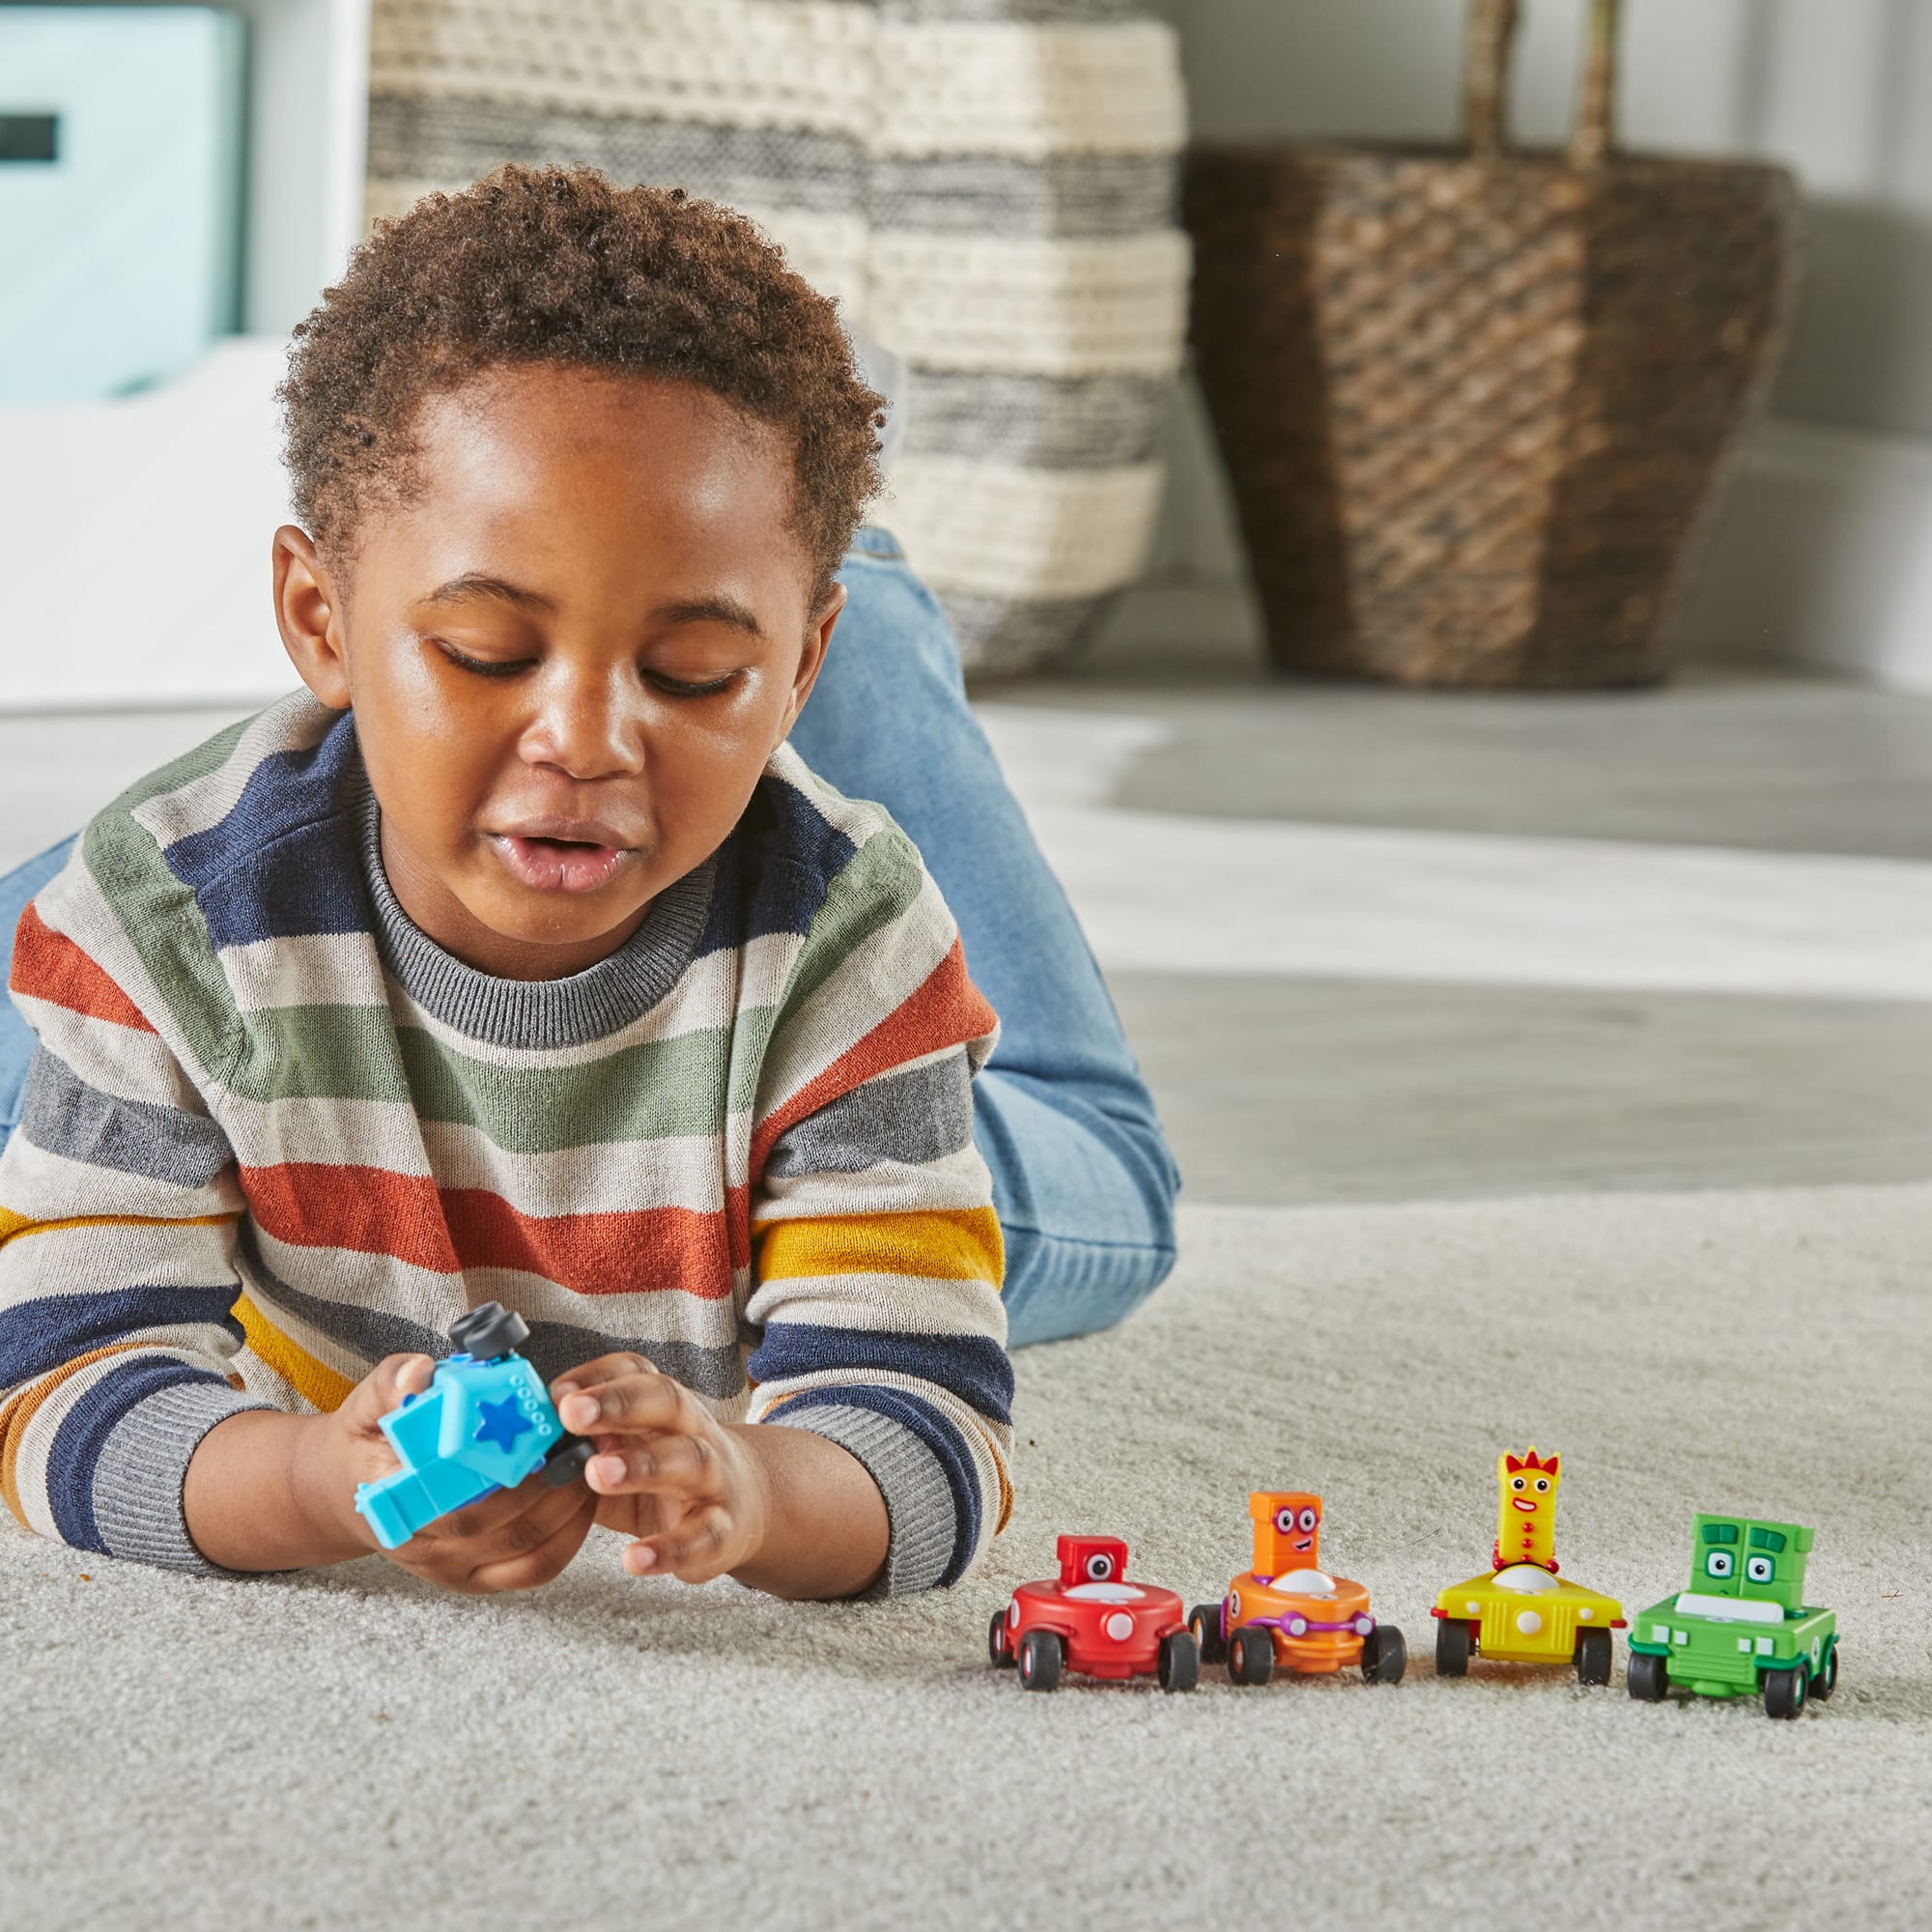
left=1189, top=1491, right=1406, bottom=1688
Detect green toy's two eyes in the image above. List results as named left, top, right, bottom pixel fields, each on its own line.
left=1705, top=1548, right=1777, bottom=1581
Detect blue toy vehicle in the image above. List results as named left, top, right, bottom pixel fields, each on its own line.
left=354, top=1301, right=593, bottom=1549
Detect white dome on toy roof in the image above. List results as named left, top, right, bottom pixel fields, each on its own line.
left=1063, top=1582, right=1144, bottom=1603
left=1493, top=1564, right=1560, bottom=1593
left=1268, top=1568, right=1335, bottom=1597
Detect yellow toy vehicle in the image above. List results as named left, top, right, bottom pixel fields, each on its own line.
left=1431, top=1449, right=1625, bottom=1684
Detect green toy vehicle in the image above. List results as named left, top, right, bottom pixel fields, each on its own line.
left=1627, top=1514, right=1837, bottom=1719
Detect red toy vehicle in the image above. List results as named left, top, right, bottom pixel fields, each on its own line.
left=987, top=1534, right=1199, bottom=1692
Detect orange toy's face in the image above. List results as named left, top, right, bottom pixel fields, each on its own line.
left=1258, top=1493, right=1322, bottom=1572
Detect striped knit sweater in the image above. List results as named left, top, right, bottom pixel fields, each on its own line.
left=0, top=692, right=1011, bottom=1590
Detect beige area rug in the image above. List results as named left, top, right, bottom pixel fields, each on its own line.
left=3, top=1185, right=1926, bottom=1931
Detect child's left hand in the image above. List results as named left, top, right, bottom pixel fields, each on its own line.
left=553, top=1354, right=771, bottom=1582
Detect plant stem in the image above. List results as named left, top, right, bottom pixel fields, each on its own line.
left=1571, top=0, right=1621, bottom=167
left=1464, top=0, right=1520, bottom=159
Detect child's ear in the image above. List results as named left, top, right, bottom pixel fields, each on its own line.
left=778, top=581, right=845, bottom=746
left=272, top=525, right=352, bottom=709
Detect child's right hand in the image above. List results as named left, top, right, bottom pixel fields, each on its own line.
left=300, top=1353, right=599, bottom=1595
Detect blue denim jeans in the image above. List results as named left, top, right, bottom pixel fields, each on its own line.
left=0, top=532, right=1179, bottom=1345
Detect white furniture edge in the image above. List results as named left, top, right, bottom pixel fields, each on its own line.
left=237, top=0, right=373, bottom=335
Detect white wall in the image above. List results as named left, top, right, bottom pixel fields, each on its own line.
left=1121, top=0, right=1932, bottom=688
left=234, top=0, right=372, bottom=335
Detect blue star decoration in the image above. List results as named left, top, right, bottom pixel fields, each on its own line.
left=473, top=1396, right=534, bottom=1453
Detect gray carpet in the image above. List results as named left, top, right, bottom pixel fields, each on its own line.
left=5, top=1184, right=1925, bottom=1932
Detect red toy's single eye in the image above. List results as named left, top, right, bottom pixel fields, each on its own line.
left=1274, top=1507, right=1295, bottom=1534
left=1085, top=1552, right=1115, bottom=1581
left=1297, top=1507, right=1319, bottom=1533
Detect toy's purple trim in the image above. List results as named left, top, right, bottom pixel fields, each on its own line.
left=1252, top=1613, right=1376, bottom=1637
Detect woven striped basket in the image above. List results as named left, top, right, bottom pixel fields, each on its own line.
left=362, top=0, right=1190, bottom=676
left=1185, top=0, right=1801, bottom=687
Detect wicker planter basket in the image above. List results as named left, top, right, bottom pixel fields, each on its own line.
left=1184, top=4, right=1801, bottom=687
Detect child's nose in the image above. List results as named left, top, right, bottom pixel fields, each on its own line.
left=524, top=666, right=647, bottom=780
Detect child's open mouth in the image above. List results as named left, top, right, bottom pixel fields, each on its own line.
left=492, top=833, right=630, bottom=895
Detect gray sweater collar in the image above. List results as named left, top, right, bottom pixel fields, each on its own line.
left=349, top=757, right=715, bottom=1051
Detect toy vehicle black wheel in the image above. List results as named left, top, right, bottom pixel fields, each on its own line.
left=1158, top=1630, right=1200, bottom=1693
left=448, top=1299, right=529, bottom=1359
left=1811, top=1643, right=1838, bottom=1700
left=1763, top=1665, right=1806, bottom=1720
left=1188, top=1603, right=1227, bottom=1665
left=540, top=1438, right=595, bottom=1488
left=1361, top=1624, right=1406, bottom=1685
left=1017, top=1629, right=1063, bottom=1692
left=1435, top=1617, right=1472, bottom=1678
left=1228, top=1626, right=1274, bottom=1687
left=1626, top=1651, right=1669, bottom=1701
left=1575, top=1628, right=1613, bottom=1687
left=989, top=1610, right=1015, bottom=1669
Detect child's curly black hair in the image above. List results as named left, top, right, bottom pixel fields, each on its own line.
left=279, top=164, right=885, bottom=600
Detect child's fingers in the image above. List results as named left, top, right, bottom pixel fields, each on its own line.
left=622, top=1503, right=735, bottom=1583
left=461, top=1490, right=599, bottom=1595
left=557, top=1368, right=694, bottom=1438
left=428, top=1462, right=587, bottom=1550
left=387, top=1352, right=436, bottom=1402
left=584, top=1432, right=718, bottom=1500
left=346, top=1352, right=435, bottom=1428
left=549, top=1351, right=656, bottom=1405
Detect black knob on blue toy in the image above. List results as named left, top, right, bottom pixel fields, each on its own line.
left=448, top=1300, right=529, bottom=1360
left=541, top=1438, right=597, bottom=1488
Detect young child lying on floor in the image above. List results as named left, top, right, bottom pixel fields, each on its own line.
left=0, top=166, right=1179, bottom=1599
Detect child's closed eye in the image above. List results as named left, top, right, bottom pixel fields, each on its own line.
left=436, top=641, right=528, bottom=679
left=644, top=669, right=738, bottom=698
left=435, top=641, right=734, bottom=698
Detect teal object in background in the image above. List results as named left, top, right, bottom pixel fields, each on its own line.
left=0, top=6, right=244, bottom=402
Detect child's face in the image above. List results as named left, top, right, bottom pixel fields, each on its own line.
left=273, top=366, right=842, bottom=980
